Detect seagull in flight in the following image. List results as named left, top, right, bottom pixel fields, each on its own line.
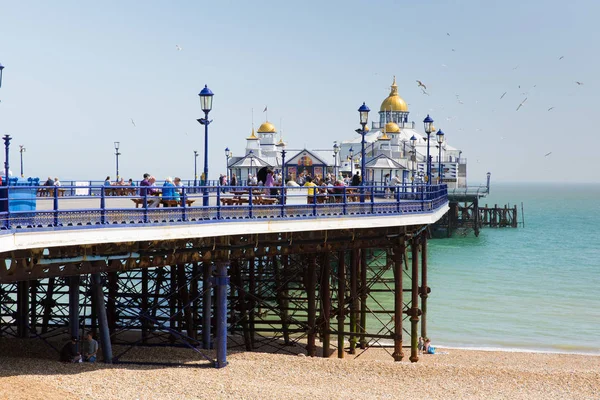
left=512, top=65, right=519, bottom=70
left=576, top=81, right=584, bottom=85
left=516, top=97, right=527, bottom=111
left=558, top=56, right=564, bottom=60
left=458, top=100, right=464, bottom=105
left=130, top=118, right=136, bottom=127
left=175, top=45, right=182, bottom=51
left=416, top=80, right=427, bottom=90
left=446, top=32, right=451, bottom=36
left=421, top=88, right=430, bottom=96
left=544, top=152, right=552, bottom=157
left=547, top=107, right=555, bottom=111
left=500, top=92, right=507, bottom=99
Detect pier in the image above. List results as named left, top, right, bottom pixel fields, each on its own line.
left=0, top=183, right=447, bottom=367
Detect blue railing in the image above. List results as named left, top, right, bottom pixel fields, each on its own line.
left=0, top=184, right=448, bottom=232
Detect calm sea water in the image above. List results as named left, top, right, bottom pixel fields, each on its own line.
left=426, top=182, right=600, bottom=354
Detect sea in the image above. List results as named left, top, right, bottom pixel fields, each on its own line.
left=425, top=182, right=600, bottom=354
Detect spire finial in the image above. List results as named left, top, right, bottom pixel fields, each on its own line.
left=390, top=76, right=398, bottom=96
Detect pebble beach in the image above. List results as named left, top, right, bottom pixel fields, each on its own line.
left=0, top=339, right=598, bottom=400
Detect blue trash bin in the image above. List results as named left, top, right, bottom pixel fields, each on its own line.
left=7, top=177, right=39, bottom=226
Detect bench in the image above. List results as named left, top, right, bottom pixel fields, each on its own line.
left=131, top=198, right=195, bottom=208
left=37, top=188, right=66, bottom=197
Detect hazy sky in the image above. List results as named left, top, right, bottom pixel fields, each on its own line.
left=0, top=0, right=597, bottom=183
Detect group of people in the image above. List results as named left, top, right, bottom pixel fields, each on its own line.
left=60, top=332, right=98, bottom=363
left=44, top=176, right=61, bottom=187
left=139, top=173, right=184, bottom=207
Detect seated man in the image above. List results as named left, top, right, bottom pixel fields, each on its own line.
left=82, top=331, right=98, bottom=363
left=60, top=336, right=82, bottom=363
left=162, top=177, right=179, bottom=206
left=139, top=173, right=160, bottom=207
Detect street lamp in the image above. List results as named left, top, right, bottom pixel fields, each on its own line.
left=114, top=142, right=121, bottom=182
left=423, top=114, right=434, bottom=185
left=333, top=143, right=339, bottom=178
left=193, top=150, right=199, bottom=189
left=3, top=135, right=11, bottom=185
left=248, top=150, right=255, bottom=181
left=197, top=84, right=214, bottom=207
left=357, top=102, right=370, bottom=201
left=225, top=147, right=232, bottom=184
left=281, top=148, right=287, bottom=180
left=410, top=135, right=417, bottom=185
left=19, top=145, right=25, bottom=178
left=436, top=129, right=445, bottom=184
left=348, top=147, right=354, bottom=177
left=0, top=63, right=4, bottom=89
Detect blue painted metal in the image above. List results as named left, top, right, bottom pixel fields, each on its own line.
left=0, top=183, right=448, bottom=233
left=0, top=63, right=4, bottom=88
left=198, top=85, right=214, bottom=207
left=91, top=272, right=113, bottom=363
left=357, top=103, right=370, bottom=203
left=215, top=262, right=229, bottom=368
left=202, top=263, right=212, bottom=350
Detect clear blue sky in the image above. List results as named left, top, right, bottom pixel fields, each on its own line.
left=0, top=0, right=598, bottom=183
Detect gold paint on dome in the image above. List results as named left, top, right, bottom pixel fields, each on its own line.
left=276, top=138, right=285, bottom=146
left=247, top=127, right=259, bottom=140
left=257, top=121, right=277, bottom=133
left=380, top=76, right=409, bottom=112
left=384, top=122, right=401, bottom=133
left=379, top=132, right=391, bottom=140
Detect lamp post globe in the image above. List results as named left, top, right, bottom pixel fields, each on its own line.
left=423, top=114, right=434, bottom=185
left=357, top=102, right=370, bottom=201
left=436, top=129, right=445, bottom=183
left=197, top=85, right=214, bottom=207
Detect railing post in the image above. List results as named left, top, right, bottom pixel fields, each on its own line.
left=100, top=186, right=106, bottom=224
left=53, top=185, right=59, bottom=226
left=218, top=187, right=223, bottom=219
left=280, top=186, right=285, bottom=218
left=181, top=187, right=187, bottom=222
left=312, top=187, right=317, bottom=217
left=143, top=192, right=149, bottom=223
left=396, top=185, right=401, bottom=213
left=215, top=262, right=229, bottom=368
left=248, top=188, right=253, bottom=219
left=342, top=187, right=347, bottom=215
left=370, top=185, right=375, bottom=214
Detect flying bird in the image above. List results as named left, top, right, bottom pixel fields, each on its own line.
left=512, top=65, right=519, bottom=70
left=558, top=56, right=564, bottom=60
left=175, top=45, right=182, bottom=51
left=458, top=100, right=464, bottom=105
left=516, top=97, right=527, bottom=111
left=576, top=81, right=584, bottom=85
left=416, top=80, right=427, bottom=89
left=446, top=32, right=450, bottom=36
left=500, top=92, right=507, bottom=99
left=130, top=118, right=136, bottom=127
left=451, top=48, right=456, bottom=52
left=544, top=152, right=552, bottom=157
left=547, top=107, right=555, bottom=111
left=421, top=88, right=430, bottom=96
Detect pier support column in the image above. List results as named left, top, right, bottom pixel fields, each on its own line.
left=91, top=273, right=113, bottom=363
left=409, top=237, right=421, bottom=363
left=392, top=243, right=404, bottom=361
left=337, top=250, right=346, bottom=359
left=214, top=262, right=229, bottom=368
left=68, top=276, right=80, bottom=341
left=349, top=249, right=358, bottom=354
left=420, top=232, right=429, bottom=341
left=274, top=255, right=290, bottom=346
left=359, top=249, right=367, bottom=349
left=141, top=268, right=149, bottom=344
left=17, top=280, right=30, bottom=338
left=306, top=256, right=317, bottom=357
left=202, top=261, right=213, bottom=349
left=321, top=253, right=331, bottom=358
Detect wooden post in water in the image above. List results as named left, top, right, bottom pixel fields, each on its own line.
left=392, top=242, right=404, bottom=361
left=337, top=250, right=346, bottom=358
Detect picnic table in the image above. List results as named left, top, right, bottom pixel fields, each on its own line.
left=221, top=190, right=279, bottom=206
left=130, top=198, right=196, bottom=208
left=37, top=187, right=67, bottom=197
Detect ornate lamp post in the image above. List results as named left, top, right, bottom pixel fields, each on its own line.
left=19, top=145, right=25, bottom=178
left=193, top=150, right=198, bottom=189
left=114, top=142, right=121, bottom=182
left=197, top=85, right=214, bottom=207
left=333, top=143, right=339, bottom=179
left=281, top=148, right=287, bottom=180
left=348, top=147, right=354, bottom=177
left=0, top=63, right=4, bottom=89
left=410, top=135, right=417, bottom=186
left=436, top=129, right=445, bottom=184
left=3, top=135, right=11, bottom=185
left=357, top=103, right=370, bottom=202
left=248, top=150, right=255, bottom=181
left=225, top=147, right=232, bottom=184
left=423, top=114, right=434, bottom=185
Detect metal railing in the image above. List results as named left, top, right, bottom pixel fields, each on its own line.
left=0, top=183, right=448, bottom=232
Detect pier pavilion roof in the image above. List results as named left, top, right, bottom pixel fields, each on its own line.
left=257, top=121, right=277, bottom=133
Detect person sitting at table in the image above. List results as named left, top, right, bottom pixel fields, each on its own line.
left=104, top=176, right=111, bottom=187
left=351, top=171, right=361, bottom=187
left=303, top=176, right=317, bottom=204
left=140, top=173, right=160, bottom=207
left=173, top=177, right=183, bottom=196
left=265, top=170, right=278, bottom=197
left=162, top=177, right=179, bottom=205
left=54, top=177, right=61, bottom=186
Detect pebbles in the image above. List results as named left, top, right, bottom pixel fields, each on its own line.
left=0, top=339, right=598, bottom=400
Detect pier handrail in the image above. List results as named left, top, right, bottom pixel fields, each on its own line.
left=0, top=183, right=448, bottom=232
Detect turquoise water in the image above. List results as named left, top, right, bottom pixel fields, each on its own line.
left=427, top=183, right=600, bottom=354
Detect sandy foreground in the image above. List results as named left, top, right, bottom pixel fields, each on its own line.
left=0, top=339, right=598, bottom=400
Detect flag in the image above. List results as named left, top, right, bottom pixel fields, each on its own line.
left=263, top=106, right=267, bottom=113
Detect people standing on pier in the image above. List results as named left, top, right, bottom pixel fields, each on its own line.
left=265, top=170, right=277, bottom=196
left=384, top=173, right=391, bottom=198
left=351, top=171, right=361, bottom=187
left=230, top=173, right=237, bottom=187
left=304, top=176, right=317, bottom=204
left=82, top=332, right=98, bottom=363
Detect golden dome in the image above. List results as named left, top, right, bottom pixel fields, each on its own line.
left=276, top=138, right=285, bottom=146
left=384, top=122, right=401, bottom=133
left=257, top=121, right=277, bottom=133
left=380, top=76, right=408, bottom=112
left=379, top=132, right=391, bottom=140
left=247, top=127, right=259, bottom=140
